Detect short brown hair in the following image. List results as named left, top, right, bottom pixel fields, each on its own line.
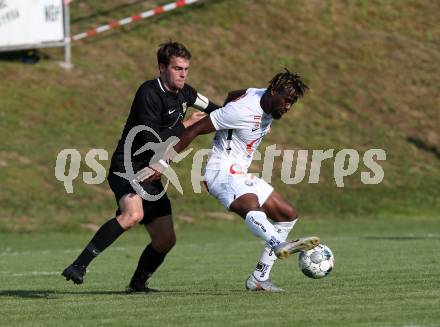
left=157, top=41, right=192, bottom=67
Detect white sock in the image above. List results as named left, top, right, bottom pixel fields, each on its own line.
left=275, top=219, right=297, bottom=241
left=244, top=211, right=282, bottom=248
left=252, top=219, right=297, bottom=281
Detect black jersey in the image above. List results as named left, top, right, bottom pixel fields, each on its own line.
left=109, top=78, right=198, bottom=174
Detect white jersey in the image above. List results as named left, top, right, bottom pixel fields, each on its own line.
left=207, top=88, right=272, bottom=171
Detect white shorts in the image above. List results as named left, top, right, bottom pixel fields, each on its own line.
left=204, top=164, right=274, bottom=209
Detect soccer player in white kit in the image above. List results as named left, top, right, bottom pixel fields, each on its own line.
left=140, top=70, right=320, bottom=291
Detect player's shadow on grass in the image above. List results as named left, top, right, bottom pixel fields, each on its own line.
left=140, top=289, right=245, bottom=296
left=0, top=290, right=125, bottom=299
left=362, top=236, right=440, bottom=240
left=0, top=289, right=243, bottom=298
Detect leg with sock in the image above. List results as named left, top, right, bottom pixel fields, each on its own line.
left=74, top=217, right=125, bottom=266
left=62, top=217, right=125, bottom=284
left=244, top=210, right=283, bottom=248
left=126, top=212, right=175, bottom=293
left=252, top=219, right=297, bottom=281
left=127, top=243, right=167, bottom=293
left=246, top=219, right=297, bottom=292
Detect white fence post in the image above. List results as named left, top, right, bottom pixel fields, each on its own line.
left=61, top=0, right=73, bottom=69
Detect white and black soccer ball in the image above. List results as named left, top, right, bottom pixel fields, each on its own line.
left=298, top=244, right=334, bottom=279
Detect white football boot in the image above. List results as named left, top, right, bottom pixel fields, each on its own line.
left=274, top=236, right=320, bottom=259
left=245, top=274, right=284, bottom=292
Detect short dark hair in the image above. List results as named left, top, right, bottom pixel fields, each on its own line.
left=268, top=68, right=309, bottom=100
left=157, top=41, right=192, bottom=67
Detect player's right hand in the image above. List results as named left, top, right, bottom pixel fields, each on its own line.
left=135, top=166, right=160, bottom=183
left=183, top=111, right=206, bottom=127
left=136, top=158, right=171, bottom=183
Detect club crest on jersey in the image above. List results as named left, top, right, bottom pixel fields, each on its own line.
left=245, top=180, right=254, bottom=187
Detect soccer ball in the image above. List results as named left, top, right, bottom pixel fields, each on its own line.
left=298, top=244, right=334, bottom=279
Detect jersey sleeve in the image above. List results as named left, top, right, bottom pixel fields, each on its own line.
left=184, top=84, right=221, bottom=114
left=209, top=101, right=249, bottom=130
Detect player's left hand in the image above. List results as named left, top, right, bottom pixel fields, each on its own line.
left=183, top=111, right=206, bottom=127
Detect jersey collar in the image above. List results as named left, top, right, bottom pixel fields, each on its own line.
left=157, top=77, right=181, bottom=97
left=157, top=77, right=166, bottom=93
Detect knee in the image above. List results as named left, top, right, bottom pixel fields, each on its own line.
left=292, top=207, right=299, bottom=220
left=284, top=205, right=299, bottom=221
left=117, top=211, right=143, bottom=229
left=152, top=233, right=176, bottom=253
left=165, top=233, right=177, bottom=250
left=163, top=235, right=176, bottom=253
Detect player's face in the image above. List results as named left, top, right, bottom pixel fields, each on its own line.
left=160, top=56, right=190, bottom=92
left=270, top=88, right=297, bottom=120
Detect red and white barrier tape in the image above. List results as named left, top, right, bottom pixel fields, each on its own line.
left=71, top=0, right=198, bottom=41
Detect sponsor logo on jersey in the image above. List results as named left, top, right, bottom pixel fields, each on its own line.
left=246, top=139, right=259, bottom=156
left=229, top=163, right=246, bottom=175
left=252, top=115, right=261, bottom=131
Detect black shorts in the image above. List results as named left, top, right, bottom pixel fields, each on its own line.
left=107, top=173, right=172, bottom=224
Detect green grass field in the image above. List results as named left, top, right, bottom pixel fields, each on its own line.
left=1, top=0, right=439, bottom=326
left=1, top=217, right=439, bottom=327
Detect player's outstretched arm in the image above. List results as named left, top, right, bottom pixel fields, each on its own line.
left=135, top=115, right=216, bottom=183
left=192, top=92, right=221, bottom=114
left=174, top=115, right=216, bottom=154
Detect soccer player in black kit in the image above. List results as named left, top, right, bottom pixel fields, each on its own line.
left=62, top=42, right=220, bottom=292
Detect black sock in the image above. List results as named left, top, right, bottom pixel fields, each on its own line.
left=73, top=218, right=125, bottom=267
left=131, top=243, right=166, bottom=283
